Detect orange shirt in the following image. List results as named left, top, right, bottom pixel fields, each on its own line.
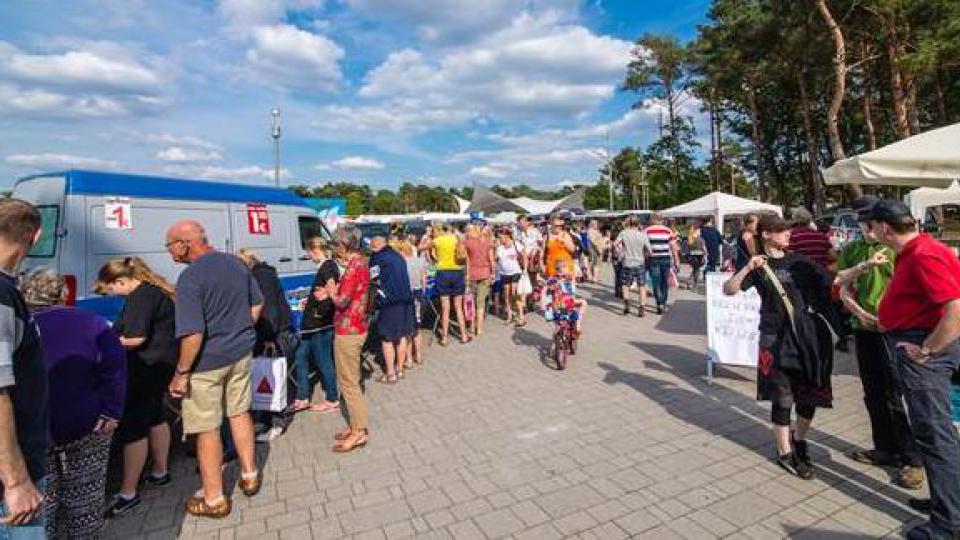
left=545, top=235, right=574, bottom=277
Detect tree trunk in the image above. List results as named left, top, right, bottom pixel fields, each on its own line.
left=862, top=91, right=877, bottom=150
left=858, top=38, right=878, bottom=150
left=906, top=76, right=920, bottom=135
left=934, top=65, right=949, bottom=125
left=709, top=98, right=717, bottom=190
left=816, top=0, right=862, bottom=198
left=665, top=82, right=682, bottom=199
left=744, top=83, right=767, bottom=201
left=797, top=70, right=824, bottom=213
left=884, top=19, right=912, bottom=138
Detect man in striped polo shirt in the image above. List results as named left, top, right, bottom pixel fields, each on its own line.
left=642, top=213, right=680, bottom=315
left=787, top=208, right=834, bottom=270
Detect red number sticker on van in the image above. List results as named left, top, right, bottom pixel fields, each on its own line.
left=247, top=203, right=271, bottom=235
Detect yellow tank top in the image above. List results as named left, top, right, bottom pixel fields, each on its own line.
left=434, top=234, right=461, bottom=270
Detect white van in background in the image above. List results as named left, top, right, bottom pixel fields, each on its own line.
left=12, top=169, right=331, bottom=320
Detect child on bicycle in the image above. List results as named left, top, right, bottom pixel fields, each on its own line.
left=541, top=266, right=586, bottom=335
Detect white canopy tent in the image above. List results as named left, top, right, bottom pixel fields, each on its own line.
left=662, top=192, right=782, bottom=229
left=905, top=180, right=960, bottom=221
left=822, top=123, right=960, bottom=188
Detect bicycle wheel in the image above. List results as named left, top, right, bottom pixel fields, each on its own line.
left=554, top=330, right=568, bottom=370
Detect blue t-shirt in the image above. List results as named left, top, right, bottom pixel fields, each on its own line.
left=175, top=251, right=264, bottom=372
left=369, top=247, right=413, bottom=308
left=701, top=226, right=722, bottom=261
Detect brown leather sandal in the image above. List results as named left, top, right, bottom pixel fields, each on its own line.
left=238, top=471, right=261, bottom=497
left=184, top=496, right=231, bottom=518
left=332, top=433, right=368, bottom=454
left=334, top=428, right=352, bottom=441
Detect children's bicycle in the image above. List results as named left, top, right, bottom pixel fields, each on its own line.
left=546, top=298, right=579, bottom=370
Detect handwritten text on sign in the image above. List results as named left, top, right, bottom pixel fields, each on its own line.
left=247, top=203, right=270, bottom=235
left=706, top=272, right=762, bottom=368
left=105, top=198, right=133, bottom=230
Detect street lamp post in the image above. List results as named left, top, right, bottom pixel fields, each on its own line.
left=271, top=108, right=281, bottom=187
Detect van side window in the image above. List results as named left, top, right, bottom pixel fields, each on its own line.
left=298, top=216, right=329, bottom=248
left=28, top=205, right=60, bottom=258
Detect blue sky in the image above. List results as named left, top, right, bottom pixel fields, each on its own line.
left=0, top=0, right=709, bottom=191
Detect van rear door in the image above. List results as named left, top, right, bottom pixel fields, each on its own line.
left=13, top=174, right=66, bottom=272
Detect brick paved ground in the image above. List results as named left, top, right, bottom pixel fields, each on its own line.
left=104, top=275, right=927, bottom=539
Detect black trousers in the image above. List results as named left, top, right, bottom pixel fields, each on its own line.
left=855, top=330, right=921, bottom=465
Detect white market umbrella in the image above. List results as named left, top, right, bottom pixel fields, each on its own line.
left=822, top=123, right=960, bottom=188
left=662, top=191, right=782, bottom=230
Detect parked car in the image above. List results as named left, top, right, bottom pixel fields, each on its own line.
left=816, top=208, right=860, bottom=249
left=13, top=169, right=331, bottom=320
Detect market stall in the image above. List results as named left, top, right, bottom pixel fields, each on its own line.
left=822, top=122, right=960, bottom=188
left=661, top=191, right=782, bottom=231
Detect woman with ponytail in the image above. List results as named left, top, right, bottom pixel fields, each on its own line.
left=96, top=257, right=178, bottom=518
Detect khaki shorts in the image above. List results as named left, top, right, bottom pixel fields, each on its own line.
left=181, top=355, right=253, bottom=435
left=470, top=279, right=491, bottom=307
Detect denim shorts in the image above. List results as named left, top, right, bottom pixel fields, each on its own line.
left=435, top=270, right=465, bottom=296
left=621, top=266, right=646, bottom=287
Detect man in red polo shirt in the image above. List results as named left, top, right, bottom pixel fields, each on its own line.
left=868, top=199, right=960, bottom=540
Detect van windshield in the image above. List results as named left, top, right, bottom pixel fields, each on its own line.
left=28, top=205, right=60, bottom=258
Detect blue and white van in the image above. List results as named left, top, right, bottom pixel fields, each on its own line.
left=12, top=169, right=331, bottom=319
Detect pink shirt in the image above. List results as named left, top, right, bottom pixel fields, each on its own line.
left=464, top=237, right=493, bottom=280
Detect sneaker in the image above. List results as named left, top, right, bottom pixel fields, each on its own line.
left=105, top=494, right=142, bottom=519
left=849, top=448, right=898, bottom=467
left=622, top=304, right=630, bottom=316
left=143, top=472, right=171, bottom=487
left=793, top=438, right=813, bottom=467
left=656, top=305, right=664, bottom=315
left=256, top=426, right=284, bottom=443
left=776, top=452, right=814, bottom=480
left=896, top=465, right=926, bottom=490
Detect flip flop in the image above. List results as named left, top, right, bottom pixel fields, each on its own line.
left=310, top=401, right=340, bottom=413
left=376, top=373, right=398, bottom=384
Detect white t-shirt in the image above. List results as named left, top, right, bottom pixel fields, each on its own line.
left=496, top=244, right=523, bottom=276
left=518, top=227, right=542, bottom=256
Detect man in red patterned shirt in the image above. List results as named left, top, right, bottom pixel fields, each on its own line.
left=326, top=227, right=370, bottom=453
left=787, top=208, right=835, bottom=269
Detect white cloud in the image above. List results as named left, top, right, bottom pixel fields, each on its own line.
left=344, top=0, right=578, bottom=43
left=5, top=153, right=118, bottom=169
left=469, top=165, right=508, bottom=179
left=132, top=132, right=222, bottom=151
left=218, top=0, right=324, bottom=35
left=330, top=156, right=385, bottom=170
left=156, top=146, right=223, bottom=162
left=0, top=41, right=162, bottom=93
left=313, top=102, right=476, bottom=137
left=245, top=24, right=344, bottom=91
left=0, top=41, right=172, bottom=119
left=356, top=17, right=632, bottom=124
left=164, top=164, right=292, bottom=182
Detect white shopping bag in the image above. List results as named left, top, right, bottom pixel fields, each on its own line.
left=251, top=355, right=288, bottom=412
left=518, top=273, right=533, bottom=296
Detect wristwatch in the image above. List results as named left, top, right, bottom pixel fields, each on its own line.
left=176, top=368, right=191, bottom=376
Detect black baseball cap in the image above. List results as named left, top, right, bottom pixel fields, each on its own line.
left=862, top=199, right=914, bottom=225
left=851, top=195, right=879, bottom=222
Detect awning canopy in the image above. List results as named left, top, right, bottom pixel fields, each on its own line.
left=822, top=123, right=960, bottom=188
left=905, top=180, right=960, bottom=221
left=662, top=191, right=782, bottom=229
left=465, top=186, right=584, bottom=215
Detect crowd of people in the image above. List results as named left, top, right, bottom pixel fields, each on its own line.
left=723, top=197, right=960, bottom=540
left=3, top=193, right=960, bottom=540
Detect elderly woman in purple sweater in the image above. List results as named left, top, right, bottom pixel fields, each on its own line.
left=21, top=269, right=126, bottom=539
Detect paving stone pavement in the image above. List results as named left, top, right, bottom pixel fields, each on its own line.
left=103, top=275, right=928, bottom=540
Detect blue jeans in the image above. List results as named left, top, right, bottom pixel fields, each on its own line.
left=0, top=478, right=47, bottom=540
left=647, top=258, right=672, bottom=307
left=295, top=329, right=338, bottom=402
left=886, top=331, right=960, bottom=533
